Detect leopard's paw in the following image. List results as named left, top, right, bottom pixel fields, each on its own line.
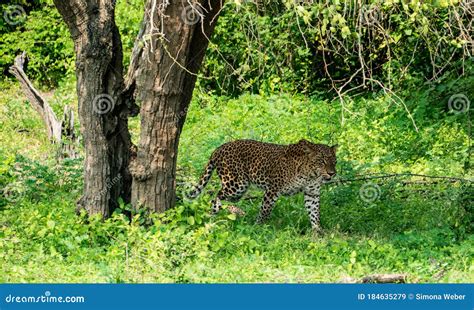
left=227, top=205, right=246, bottom=216
left=311, top=226, right=324, bottom=239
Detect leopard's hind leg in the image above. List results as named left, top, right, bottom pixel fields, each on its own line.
left=211, top=174, right=249, bottom=214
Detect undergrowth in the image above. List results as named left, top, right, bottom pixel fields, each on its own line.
left=0, top=73, right=472, bottom=283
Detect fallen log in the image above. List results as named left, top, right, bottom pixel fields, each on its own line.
left=361, top=273, right=407, bottom=283
left=340, top=273, right=408, bottom=283
left=9, top=52, right=78, bottom=159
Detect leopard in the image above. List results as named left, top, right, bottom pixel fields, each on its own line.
left=187, top=139, right=338, bottom=232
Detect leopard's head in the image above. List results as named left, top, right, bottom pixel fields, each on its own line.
left=297, top=140, right=338, bottom=181
left=318, top=144, right=338, bottom=181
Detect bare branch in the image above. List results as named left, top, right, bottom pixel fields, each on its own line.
left=9, top=52, right=79, bottom=159
left=9, top=52, right=62, bottom=144
left=328, top=173, right=473, bottom=185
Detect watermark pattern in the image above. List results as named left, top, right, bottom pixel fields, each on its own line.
left=181, top=3, right=204, bottom=25
left=5, top=291, right=85, bottom=304
left=92, top=94, right=115, bottom=115
left=359, top=182, right=381, bottom=203
left=448, top=94, right=470, bottom=114
left=174, top=107, right=189, bottom=124
left=360, top=5, right=381, bottom=26
left=2, top=182, right=26, bottom=204
left=233, top=126, right=264, bottom=140
left=3, top=5, right=26, bottom=26
left=178, top=179, right=198, bottom=203
left=92, top=174, right=122, bottom=202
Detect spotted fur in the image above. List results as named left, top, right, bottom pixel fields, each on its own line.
left=188, top=139, right=338, bottom=231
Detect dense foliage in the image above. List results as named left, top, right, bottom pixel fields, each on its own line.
left=0, top=0, right=142, bottom=87
left=202, top=0, right=472, bottom=96
left=0, top=0, right=472, bottom=282
left=1, top=0, right=472, bottom=94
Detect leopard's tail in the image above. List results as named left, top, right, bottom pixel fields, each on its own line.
left=187, top=159, right=215, bottom=199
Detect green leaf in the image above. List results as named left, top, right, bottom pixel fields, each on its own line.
left=187, top=216, right=195, bottom=225
left=341, top=26, right=351, bottom=39
left=46, top=220, right=55, bottom=229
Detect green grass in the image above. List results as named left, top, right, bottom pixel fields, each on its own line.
left=0, top=189, right=472, bottom=283
left=0, top=77, right=473, bottom=283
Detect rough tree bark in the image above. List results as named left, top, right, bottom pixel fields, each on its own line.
left=54, top=0, right=222, bottom=217
left=53, top=0, right=135, bottom=217
left=130, top=0, right=223, bottom=212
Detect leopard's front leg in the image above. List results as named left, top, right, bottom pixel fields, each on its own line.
left=304, top=182, right=322, bottom=232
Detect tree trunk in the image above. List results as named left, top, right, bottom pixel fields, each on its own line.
left=53, top=0, right=135, bottom=217
left=54, top=0, right=222, bottom=216
left=130, top=0, right=222, bottom=212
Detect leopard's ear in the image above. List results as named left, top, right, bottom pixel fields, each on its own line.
left=298, top=139, right=313, bottom=154
left=331, top=144, right=339, bottom=152
left=288, top=139, right=311, bottom=156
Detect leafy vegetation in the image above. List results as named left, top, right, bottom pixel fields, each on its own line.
left=1, top=75, right=472, bottom=282
left=0, top=0, right=472, bottom=283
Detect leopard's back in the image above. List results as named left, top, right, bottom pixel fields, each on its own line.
left=211, top=140, right=290, bottom=187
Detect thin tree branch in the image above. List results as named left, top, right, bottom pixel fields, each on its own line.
left=328, top=173, right=473, bottom=184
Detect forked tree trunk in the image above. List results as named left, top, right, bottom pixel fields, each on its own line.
left=54, top=0, right=222, bottom=217
left=53, top=0, right=135, bottom=217
left=130, top=0, right=222, bottom=212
